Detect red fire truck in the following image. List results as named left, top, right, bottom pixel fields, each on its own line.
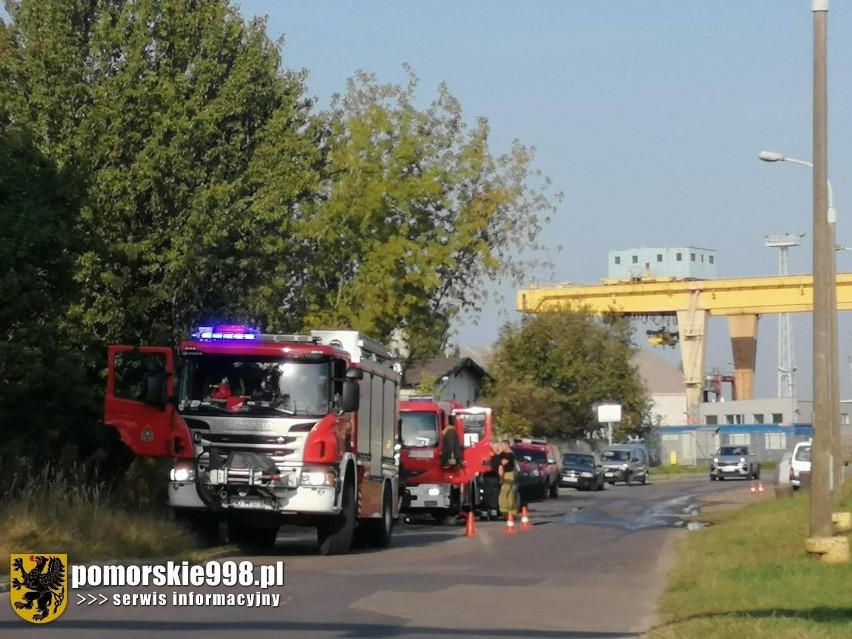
left=398, top=398, right=494, bottom=522
left=104, top=325, right=401, bottom=555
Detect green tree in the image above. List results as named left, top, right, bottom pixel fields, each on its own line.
left=298, top=68, right=560, bottom=361
left=414, top=372, right=439, bottom=398
left=1, top=0, right=321, bottom=347
left=486, top=310, right=651, bottom=440
left=0, top=127, right=99, bottom=460
left=0, top=1, right=562, bottom=463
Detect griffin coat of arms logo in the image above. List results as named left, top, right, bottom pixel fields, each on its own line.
left=10, top=554, right=67, bottom=623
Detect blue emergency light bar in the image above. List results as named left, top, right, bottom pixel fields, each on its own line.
left=191, top=324, right=259, bottom=341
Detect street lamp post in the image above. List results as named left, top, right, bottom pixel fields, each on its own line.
left=759, top=149, right=843, bottom=505
left=758, top=152, right=835, bottom=223
left=755, top=1, right=840, bottom=543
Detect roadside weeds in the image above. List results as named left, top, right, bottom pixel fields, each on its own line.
left=0, top=459, right=212, bottom=588
left=645, top=481, right=852, bottom=639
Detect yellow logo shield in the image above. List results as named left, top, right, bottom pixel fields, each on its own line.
left=9, top=554, right=68, bottom=623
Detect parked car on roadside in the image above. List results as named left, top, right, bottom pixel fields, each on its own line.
left=601, top=443, right=650, bottom=485
left=512, top=438, right=561, bottom=500
left=790, top=440, right=812, bottom=490
left=709, top=445, right=761, bottom=481
left=560, top=451, right=605, bottom=491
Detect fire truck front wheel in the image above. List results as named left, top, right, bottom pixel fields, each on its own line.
left=360, top=484, right=394, bottom=548
left=317, top=476, right=356, bottom=556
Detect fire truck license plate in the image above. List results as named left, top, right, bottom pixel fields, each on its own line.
left=230, top=497, right=273, bottom=510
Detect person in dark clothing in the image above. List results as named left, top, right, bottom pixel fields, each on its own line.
left=480, top=441, right=502, bottom=520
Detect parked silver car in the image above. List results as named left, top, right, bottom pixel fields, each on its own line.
left=601, top=443, right=650, bottom=485
left=709, top=446, right=761, bottom=481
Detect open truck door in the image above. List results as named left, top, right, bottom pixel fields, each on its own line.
left=105, top=345, right=193, bottom=458
left=451, top=406, right=494, bottom=513
left=452, top=406, right=493, bottom=448
left=452, top=406, right=493, bottom=472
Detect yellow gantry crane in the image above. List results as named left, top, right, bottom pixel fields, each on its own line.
left=517, top=273, right=852, bottom=413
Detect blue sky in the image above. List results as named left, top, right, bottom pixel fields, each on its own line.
left=237, top=1, right=852, bottom=401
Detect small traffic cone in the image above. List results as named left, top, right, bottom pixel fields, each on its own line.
left=464, top=511, right=477, bottom=538
left=520, top=506, right=532, bottom=531
left=750, top=482, right=757, bottom=495
left=504, top=512, right=517, bottom=535
left=758, top=482, right=764, bottom=494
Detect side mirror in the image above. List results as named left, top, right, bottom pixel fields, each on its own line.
left=341, top=380, right=360, bottom=412
left=142, top=373, right=168, bottom=410
left=345, top=367, right=364, bottom=380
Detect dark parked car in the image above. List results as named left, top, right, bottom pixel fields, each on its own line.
left=560, top=451, right=605, bottom=491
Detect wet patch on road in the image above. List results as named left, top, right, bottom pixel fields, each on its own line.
left=542, top=494, right=710, bottom=531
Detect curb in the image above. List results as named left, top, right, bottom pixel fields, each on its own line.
left=1, top=548, right=237, bottom=595
left=649, top=472, right=708, bottom=482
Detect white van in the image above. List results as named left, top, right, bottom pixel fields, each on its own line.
left=790, top=440, right=812, bottom=490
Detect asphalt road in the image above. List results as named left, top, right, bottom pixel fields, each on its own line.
left=1, top=477, right=754, bottom=639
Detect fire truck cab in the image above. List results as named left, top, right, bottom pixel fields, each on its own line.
left=399, top=398, right=493, bottom=521
left=104, top=325, right=401, bottom=555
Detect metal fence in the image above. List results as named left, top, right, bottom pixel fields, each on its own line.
left=547, top=424, right=818, bottom=469
left=654, top=425, right=814, bottom=467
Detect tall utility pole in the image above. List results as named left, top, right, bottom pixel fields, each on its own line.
left=765, top=234, right=804, bottom=399
left=810, top=0, right=836, bottom=538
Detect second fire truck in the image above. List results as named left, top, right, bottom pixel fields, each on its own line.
left=398, top=398, right=494, bottom=522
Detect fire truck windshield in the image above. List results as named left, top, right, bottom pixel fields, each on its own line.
left=179, top=354, right=332, bottom=417
left=400, top=411, right=439, bottom=447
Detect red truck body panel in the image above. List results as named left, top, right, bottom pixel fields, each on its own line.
left=399, top=401, right=494, bottom=487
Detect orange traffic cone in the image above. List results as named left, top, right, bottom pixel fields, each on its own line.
left=758, top=482, right=764, bottom=494
left=520, top=506, right=532, bottom=531
left=750, top=482, right=757, bottom=495
left=464, top=511, right=477, bottom=538
left=504, top=512, right=517, bottom=535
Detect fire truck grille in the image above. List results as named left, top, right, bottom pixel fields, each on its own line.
left=201, top=446, right=302, bottom=472
left=184, top=418, right=211, bottom=431
left=205, top=433, right=297, bottom=446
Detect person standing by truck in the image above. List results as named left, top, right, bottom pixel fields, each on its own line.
left=480, top=441, right=502, bottom=520
left=497, top=439, right=517, bottom=519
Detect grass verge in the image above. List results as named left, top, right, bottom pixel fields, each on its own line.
left=647, top=482, right=852, bottom=639
left=650, top=465, right=706, bottom=476
left=0, top=458, right=208, bottom=579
